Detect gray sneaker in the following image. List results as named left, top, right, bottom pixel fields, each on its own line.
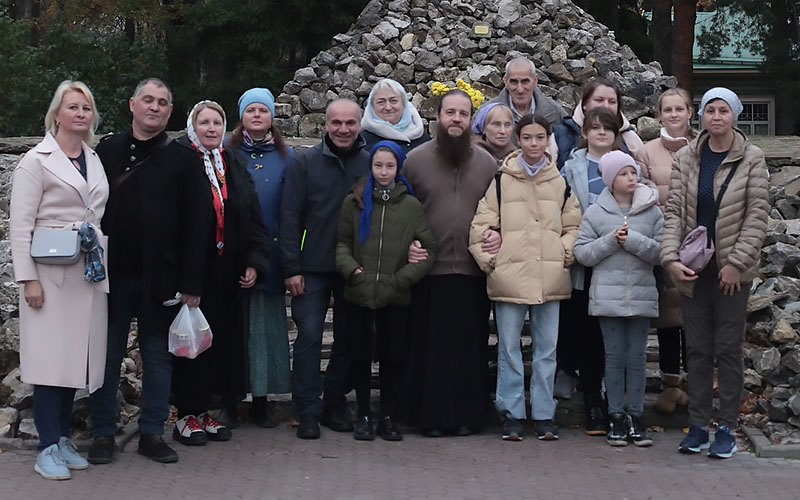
left=502, top=418, right=524, bottom=441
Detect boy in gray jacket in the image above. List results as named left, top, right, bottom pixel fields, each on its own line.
left=573, top=151, right=663, bottom=447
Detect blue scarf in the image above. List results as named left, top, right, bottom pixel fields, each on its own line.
left=358, top=140, right=414, bottom=243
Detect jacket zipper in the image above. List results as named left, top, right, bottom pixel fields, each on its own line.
left=376, top=199, right=386, bottom=288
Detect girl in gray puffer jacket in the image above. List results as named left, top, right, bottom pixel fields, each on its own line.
left=573, top=151, right=663, bottom=448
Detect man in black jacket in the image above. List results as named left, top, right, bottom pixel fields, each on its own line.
left=280, top=99, right=370, bottom=439
left=88, top=78, right=212, bottom=463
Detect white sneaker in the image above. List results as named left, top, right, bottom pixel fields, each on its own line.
left=35, top=444, right=71, bottom=480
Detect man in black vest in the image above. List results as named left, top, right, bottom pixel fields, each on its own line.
left=88, top=78, right=211, bottom=463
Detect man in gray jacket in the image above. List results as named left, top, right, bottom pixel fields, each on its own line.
left=280, top=99, right=370, bottom=439
left=489, top=57, right=567, bottom=127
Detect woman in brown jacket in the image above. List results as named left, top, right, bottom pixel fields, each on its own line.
left=661, top=88, right=768, bottom=459
left=635, top=88, right=697, bottom=413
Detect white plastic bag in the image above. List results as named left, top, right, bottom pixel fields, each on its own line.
left=168, top=304, right=213, bottom=359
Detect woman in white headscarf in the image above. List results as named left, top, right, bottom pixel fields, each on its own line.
left=170, top=101, right=270, bottom=446
left=361, top=78, right=430, bottom=153
left=661, top=87, right=768, bottom=459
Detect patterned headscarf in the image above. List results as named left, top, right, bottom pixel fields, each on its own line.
left=187, top=100, right=228, bottom=254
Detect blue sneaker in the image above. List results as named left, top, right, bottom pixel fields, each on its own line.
left=58, top=436, right=89, bottom=470
left=708, top=425, right=737, bottom=459
left=678, top=425, right=709, bottom=453
left=35, top=444, right=71, bottom=480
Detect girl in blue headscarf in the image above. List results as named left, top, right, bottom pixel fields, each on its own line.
left=335, top=140, right=437, bottom=442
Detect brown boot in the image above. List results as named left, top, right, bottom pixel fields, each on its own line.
left=654, top=374, right=688, bottom=414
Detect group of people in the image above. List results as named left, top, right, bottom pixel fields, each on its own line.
left=10, top=54, right=768, bottom=481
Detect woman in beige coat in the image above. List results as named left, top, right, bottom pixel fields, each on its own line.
left=635, top=88, right=697, bottom=413
left=10, top=81, right=109, bottom=479
left=661, top=88, right=768, bottom=459
left=470, top=114, right=581, bottom=441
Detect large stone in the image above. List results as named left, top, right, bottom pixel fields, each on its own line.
left=637, top=116, right=661, bottom=141
left=495, top=0, right=520, bottom=28
left=0, top=316, right=19, bottom=375
left=2, top=367, right=32, bottom=410
left=17, top=417, right=36, bottom=439
left=772, top=319, right=799, bottom=344
left=373, top=21, right=400, bottom=41
left=782, top=347, right=800, bottom=374
left=414, top=50, right=442, bottom=72
left=789, top=394, right=800, bottom=416
left=374, top=63, right=393, bottom=77
left=753, top=347, right=782, bottom=374
left=0, top=406, right=17, bottom=437
left=400, top=33, right=416, bottom=51
left=390, top=63, right=415, bottom=84
left=361, top=33, right=385, bottom=51
left=743, top=368, right=763, bottom=390
left=299, top=89, right=327, bottom=112
left=298, top=114, right=327, bottom=138
left=356, top=0, right=382, bottom=28
left=293, top=67, right=317, bottom=85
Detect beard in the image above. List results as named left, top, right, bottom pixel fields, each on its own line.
left=435, top=122, right=473, bottom=166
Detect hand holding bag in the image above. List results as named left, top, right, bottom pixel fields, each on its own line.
left=678, top=162, right=739, bottom=273
left=168, top=304, right=213, bottom=359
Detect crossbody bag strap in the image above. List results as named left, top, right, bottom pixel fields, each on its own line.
left=706, top=162, right=739, bottom=247
left=111, top=134, right=171, bottom=191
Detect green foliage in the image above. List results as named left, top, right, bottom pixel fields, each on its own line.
left=0, top=8, right=167, bottom=136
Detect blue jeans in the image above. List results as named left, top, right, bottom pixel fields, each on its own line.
left=494, top=301, right=559, bottom=420
left=89, top=275, right=174, bottom=436
left=598, top=317, right=650, bottom=416
left=290, top=272, right=351, bottom=417
left=33, top=385, right=75, bottom=450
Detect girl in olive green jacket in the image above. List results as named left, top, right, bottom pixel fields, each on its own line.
left=336, top=140, right=436, bottom=441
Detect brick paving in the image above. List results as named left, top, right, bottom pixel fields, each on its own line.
left=1, top=425, right=798, bottom=500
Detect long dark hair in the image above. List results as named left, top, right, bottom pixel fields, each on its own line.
left=228, top=121, right=289, bottom=158
left=581, top=77, right=625, bottom=128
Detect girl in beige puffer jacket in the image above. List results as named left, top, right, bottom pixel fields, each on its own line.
left=470, top=114, right=581, bottom=441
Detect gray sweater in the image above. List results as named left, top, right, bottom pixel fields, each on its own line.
left=573, top=184, right=663, bottom=318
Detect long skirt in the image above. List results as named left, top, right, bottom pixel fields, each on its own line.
left=245, top=290, right=292, bottom=396
left=398, top=274, right=490, bottom=430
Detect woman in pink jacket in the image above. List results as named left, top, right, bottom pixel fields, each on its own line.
left=10, top=81, right=109, bottom=480
left=635, top=88, right=696, bottom=414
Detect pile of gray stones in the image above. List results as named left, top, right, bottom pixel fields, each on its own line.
left=272, top=0, right=676, bottom=137
left=0, top=0, right=799, bottom=447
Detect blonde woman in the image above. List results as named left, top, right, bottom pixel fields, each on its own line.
left=10, top=81, right=109, bottom=479
left=635, top=88, right=697, bottom=413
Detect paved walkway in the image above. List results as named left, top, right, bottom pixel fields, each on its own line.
left=1, top=425, right=798, bottom=500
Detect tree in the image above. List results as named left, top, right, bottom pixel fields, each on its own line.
left=699, top=0, right=800, bottom=133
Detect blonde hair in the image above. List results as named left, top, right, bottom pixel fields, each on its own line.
left=485, top=104, right=513, bottom=124
left=44, top=80, right=100, bottom=142
left=191, top=101, right=226, bottom=129
left=657, top=88, right=698, bottom=139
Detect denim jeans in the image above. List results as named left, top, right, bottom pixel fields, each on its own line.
left=33, top=385, right=75, bottom=450
left=598, top=316, right=650, bottom=416
left=89, top=275, right=174, bottom=436
left=290, top=272, right=351, bottom=417
left=494, top=301, right=559, bottom=420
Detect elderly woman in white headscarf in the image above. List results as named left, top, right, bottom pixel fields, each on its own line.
left=361, top=78, right=430, bottom=153
left=660, top=87, right=768, bottom=459
left=170, top=100, right=270, bottom=446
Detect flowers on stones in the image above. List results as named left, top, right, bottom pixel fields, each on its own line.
left=430, top=79, right=484, bottom=109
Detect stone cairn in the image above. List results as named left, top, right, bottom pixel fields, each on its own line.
left=1, top=0, right=799, bottom=446
left=273, top=0, right=677, bottom=138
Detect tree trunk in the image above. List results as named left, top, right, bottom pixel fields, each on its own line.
left=124, top=17, right=136, bottom=46
left=671, top=0, right=696, bottom=93
left=652, top=0, right=673, bottom=74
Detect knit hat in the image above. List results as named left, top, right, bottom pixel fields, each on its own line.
left=359, top=140, right=414, bottom=243
left=698, top=87, right=743, bottom=119
left=238, top=87, right=275, bottom=118
left=598, top=150, right=640, bottom=191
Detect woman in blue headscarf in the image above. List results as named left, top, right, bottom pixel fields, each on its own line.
left=225, top=88, right=294, bottom=429
left=361, top=79, right=430, bottom=153
left=335, top=140, right=437, bottom=441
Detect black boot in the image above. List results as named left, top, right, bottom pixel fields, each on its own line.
left=583, top=392, right=607, bottom=436
left=627, top=414, right=653, bottom=447
left=606, top=413, right=628, bottom=447
left=321, top=404, right=354, bottom=432
left=252, top=397, right=278, bottom=428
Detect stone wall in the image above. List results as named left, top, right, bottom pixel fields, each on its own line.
left=274, top=0, right=677, bottom=137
